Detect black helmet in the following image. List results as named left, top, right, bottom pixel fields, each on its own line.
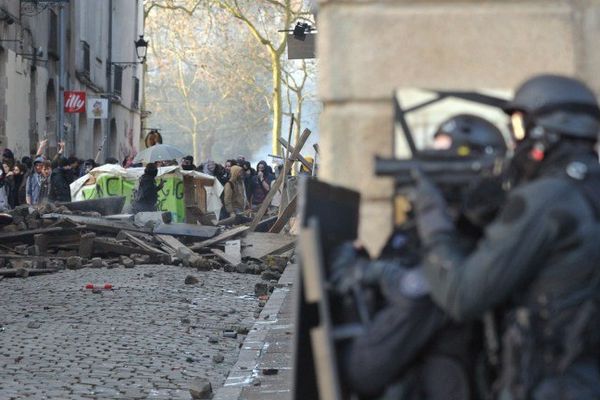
left=504, top=74, right=600, bottom=141
left=434, top=114, right=507, bottom=156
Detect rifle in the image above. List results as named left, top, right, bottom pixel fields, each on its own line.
left=375, top=152, right=502, bottom=187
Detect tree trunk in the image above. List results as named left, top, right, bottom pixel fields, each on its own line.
left=271, top=50, right=283, bottom=156
left=200, top=134, right=215, bottom=162
left=192, top=130, right=199, bottom=162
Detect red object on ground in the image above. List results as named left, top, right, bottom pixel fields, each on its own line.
left=84, top=283, right=114, bottom=290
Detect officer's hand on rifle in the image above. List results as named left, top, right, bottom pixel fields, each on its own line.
left=330, top=243, right=398, bottom=295
left=411, top=168, right=454, bottom=246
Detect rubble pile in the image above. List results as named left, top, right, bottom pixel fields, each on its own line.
left=0, top=200, right=296, bottom=282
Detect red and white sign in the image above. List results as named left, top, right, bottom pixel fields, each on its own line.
left=64, top=91, right=86, bottom=113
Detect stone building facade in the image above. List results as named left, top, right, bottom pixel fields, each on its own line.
left=316, top=0, right=600, bottom=256
left=0, top=0, right=144, bottom=162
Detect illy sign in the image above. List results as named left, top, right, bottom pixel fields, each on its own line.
left=64, top=91, right=86, bottom=113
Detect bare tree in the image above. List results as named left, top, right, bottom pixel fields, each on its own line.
left=208, top=0, right=312, bottom=155
left=145, top=2, right=271, bottom=161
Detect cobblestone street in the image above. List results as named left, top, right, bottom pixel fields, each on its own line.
left=0, top=265, right=263, bottom=400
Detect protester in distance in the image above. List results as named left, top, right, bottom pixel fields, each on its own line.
left=241, top=161, right=255, bottom=199
left=298, top=156, right=314, bottom=175
left=415, top=75, right=600, bottom=399
left=249, top=160, right=273, bottom=209
left=223, top=165, right=247, bottom=217
left=0, top=162, right=9, bottom=211
left=38, top=160, right=52, bottom=205
left=132, top=163, right=164, bottom=213
left=26, top=157, right=44, bottom=205
left=181, top=155, right=196, bottom=171
left=12, top=162, right=27, bottom=207
left=105, top=157, right=119, bottom=165
left=82, top=159, right=97, bottom=175
left=49, top=157, right=73, bottom=203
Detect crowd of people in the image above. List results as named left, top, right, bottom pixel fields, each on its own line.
left=0, top=140, right=97, bottom=211
left=0, top=139, right=286, bottom=220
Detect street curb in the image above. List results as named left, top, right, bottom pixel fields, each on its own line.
left=213, top=263, right=296, bottom=400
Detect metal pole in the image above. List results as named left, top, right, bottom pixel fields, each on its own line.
left=104, top=0, right=113, bottom=162
left=57, top=3, right=66, bottom=148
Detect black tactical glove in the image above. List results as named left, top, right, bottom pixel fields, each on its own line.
left=412, top=169, right=454, bottom=246
left=330, top=243, right=397, bottom=295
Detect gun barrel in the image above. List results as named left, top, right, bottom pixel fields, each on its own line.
left=375, top=157, right=487, bottom=176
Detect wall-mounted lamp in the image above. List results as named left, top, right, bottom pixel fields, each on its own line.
left=111, top=35, right=149, bottom=68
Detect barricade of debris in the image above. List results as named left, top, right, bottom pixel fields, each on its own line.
left=0, top=197, right=296, bottom=283
left=0, top=129, right=314, bottom=286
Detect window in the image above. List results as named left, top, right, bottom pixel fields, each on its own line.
left=113, top=65, right=123, bottom=96
left=132, top=77, right=140, bottom=109
left=48, top=12, right=58, bottom=59
left=82, top=41, right=90, bottom=75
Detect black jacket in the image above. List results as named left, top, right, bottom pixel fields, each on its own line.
left=49, top=167, right=72, bottom=202
left=422, top=145, right=600, bottom=398
left=132, top=174, right=160, bottom=212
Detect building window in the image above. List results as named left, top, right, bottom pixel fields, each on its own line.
left=82, top=41, right=90, bottom=76
left=132, top=77, right=140, bottom=109
left=113, top=65, right=123, bottom=96
left=48, top=12, right=58, bottom=59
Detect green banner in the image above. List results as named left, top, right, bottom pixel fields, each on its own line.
left=80, top=174, right=186, bottom=222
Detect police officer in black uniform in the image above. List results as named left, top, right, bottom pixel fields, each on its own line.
left=414, top=75, right=600, bottom=399
left=335, top=113, right=508, bottom=400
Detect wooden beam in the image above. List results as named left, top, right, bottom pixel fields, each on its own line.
left=0, top=227, right=64, bottom=243
left=211, top=248, right=240, bottom=266
left=279, top=137, right=313, bottom=173
left=189, top=226, right=249, bottom=251
left=269, top=194, right=298, bottom=233
left=118, top=231, right=167, bottom=255
left=155, top=234, right=190, bottom=255
left=248, top=128, right=312, bottom=232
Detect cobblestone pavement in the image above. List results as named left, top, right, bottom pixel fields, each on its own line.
left=214, top=264, right=296, bottom=400
left=0, top=265, right=263, bottom=399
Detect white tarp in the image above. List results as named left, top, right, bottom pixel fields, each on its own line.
left=70, top=164, right=223, bottom=218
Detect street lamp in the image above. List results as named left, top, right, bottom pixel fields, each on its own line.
left=134, top=35, right=149, bottom=61
left=111, top=34, right=149, bottom=67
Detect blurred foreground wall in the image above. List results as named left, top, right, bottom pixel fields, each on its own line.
left=317, top=0, right=600, bottom=256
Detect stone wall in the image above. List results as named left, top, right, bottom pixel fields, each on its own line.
left=316, top=0, right=600, bottom=256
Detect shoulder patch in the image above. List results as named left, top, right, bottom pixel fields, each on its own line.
left=500, top=195, right=527, bottom=224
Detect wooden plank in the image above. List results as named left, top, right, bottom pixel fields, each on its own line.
left=42, top=214, right=153, bottom=234
left=93, top=238, right=165, bottom=259
left=119, top=231, right=167, bottom=255
left=241, top=232, right=296, bottom=259
left=211, top=248, right=241, bottom=266
left=189, top=226, right=249, bottom=251
left=269, top=194, right=298, bottom=233
left=249, top=128, right=312, bottom=232
left=155, top=234, right=189, bottom=255
left=279, top=137, right=313, bottom=173
left=0, top=227, right=64, bottom=243
left=152, top=223, right=219, bottom=239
